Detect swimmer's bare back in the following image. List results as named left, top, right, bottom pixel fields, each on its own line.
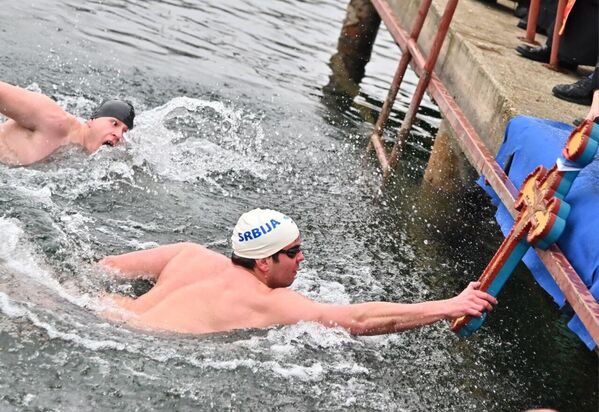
left=100, top=244, right=234, bottom=315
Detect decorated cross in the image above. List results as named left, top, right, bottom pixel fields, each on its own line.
left=451, top=120, right=599, bottom=337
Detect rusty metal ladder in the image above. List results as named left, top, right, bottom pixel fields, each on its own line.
left=367, top=0, right=458, bottom=179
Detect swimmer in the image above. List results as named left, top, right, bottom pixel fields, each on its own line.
left=99, top=209, right=497, bottom=335
left=0, top=80, right=135, bottom=166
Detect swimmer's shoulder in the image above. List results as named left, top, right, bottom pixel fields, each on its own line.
left=173, top=242, right=228, bottom=260
left=167, top=242, right=235, bottom=278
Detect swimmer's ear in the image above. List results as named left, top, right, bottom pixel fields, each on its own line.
left=255, top=258, right=271, bottom=273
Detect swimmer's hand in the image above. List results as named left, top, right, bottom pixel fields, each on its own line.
left=443, top=281, right=497, bottom=319
left=96, top=253, right=158, bottom=280
left=96, top=256, right=129, bottom=278
left=97, top=293, right=138, bottom=322
left=98, top=255, right=119, bottom=269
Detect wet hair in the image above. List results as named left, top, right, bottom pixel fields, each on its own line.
left=231, top=251, right=280, bottom=269
left=231, top=253, right=256, bottom=269
left=91, top=99, right=135, bottom=130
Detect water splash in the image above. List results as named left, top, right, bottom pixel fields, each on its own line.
left=127, top=96, right=271, bottom=186
left=0, top=217, right=94, bottom=308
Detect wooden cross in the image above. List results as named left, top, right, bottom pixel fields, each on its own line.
left=451, top=120, right=599, bottom=337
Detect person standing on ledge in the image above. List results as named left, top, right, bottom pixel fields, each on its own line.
left=99, top=209, right=497, bottom=336
left=0, top=80, right=135, bottom=166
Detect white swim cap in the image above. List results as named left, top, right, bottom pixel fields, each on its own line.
left=231, top=209, right=300, bottom=259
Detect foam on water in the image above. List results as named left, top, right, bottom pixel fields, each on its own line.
left=233, top=322, right=359, bottom=358
left=192, top=321, right=374, bottom=384
left=0, top=218, right=89, bottom=306
left=269, top=361, right=324, bottom=381
left=127, top=96, right=271, bottom=187
left=125, top=239, right=160, bottom=250
left=0, top=291, right=125, bottom=351
left=292, top=267, right=352, bottom=304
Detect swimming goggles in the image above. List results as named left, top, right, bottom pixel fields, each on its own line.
left=277, top=245, right=302, bottom=258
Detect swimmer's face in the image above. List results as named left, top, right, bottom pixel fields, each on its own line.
left=85, top=117, right=129, bottom=153
left=266, top=236, right=304, bottom=288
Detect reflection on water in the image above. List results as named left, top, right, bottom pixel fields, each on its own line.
left=0, top=0, right=596, bottom=411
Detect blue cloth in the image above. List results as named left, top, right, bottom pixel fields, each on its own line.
left=478, top=115, right=599, bottom=350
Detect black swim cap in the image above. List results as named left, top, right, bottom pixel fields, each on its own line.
left=91, top=99, right=135, bottom=130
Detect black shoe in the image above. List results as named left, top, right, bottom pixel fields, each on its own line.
left=516, top=44, right=550, bottom=62
left=515, top=44, right=578, bottom=70
left=515, top=6, right=528, bottom=19
left=552, top=77, right=593, bottom=106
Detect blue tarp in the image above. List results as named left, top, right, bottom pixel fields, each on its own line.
left=478, top=115, right=599, bottom=350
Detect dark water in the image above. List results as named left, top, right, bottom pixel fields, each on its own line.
left=0, top=0, right=596, bottom=411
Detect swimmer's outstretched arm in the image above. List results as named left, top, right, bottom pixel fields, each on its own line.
left=267, top=282, right=497, bottom=336
left=0, top=80, right=68, bottom=133
left=99, top=242, right=194, bottom=280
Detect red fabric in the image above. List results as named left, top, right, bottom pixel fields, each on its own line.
left=559, top=0, right=577, bottom=35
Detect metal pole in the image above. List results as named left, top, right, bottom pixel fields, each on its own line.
left=547, top=0, right=566, bottom=70
left=519, top=0, right=541, bottom=45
